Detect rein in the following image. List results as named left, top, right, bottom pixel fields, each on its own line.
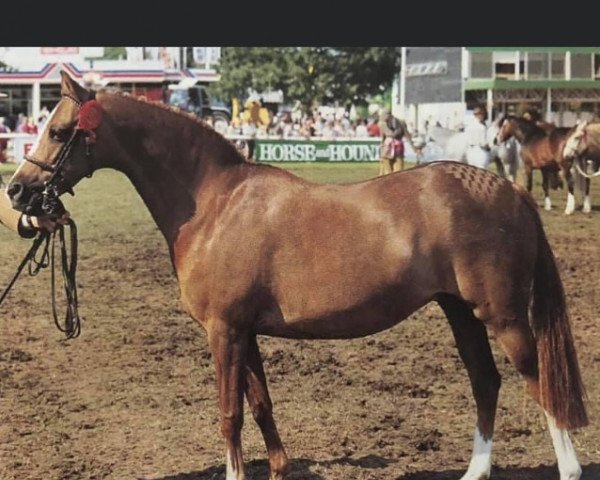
left=569, top=126, right=600, bottom=179
left=0, top=218, right=81, bottom=339
left=574, top=161, right=600, bottom=179
left=4, top=92, right=103, bottom=338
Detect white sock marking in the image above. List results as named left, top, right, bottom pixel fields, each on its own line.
left=460, top=426, right=492, bottom=480
left=226, top=448, right=239, bottom=480
left=583, top=195, right=592, bottom=213
left=545, top=412, right=582, bottom=480
left=565, top=193, right=576, bottom=215
left=544, top=196, right=552, bottom=211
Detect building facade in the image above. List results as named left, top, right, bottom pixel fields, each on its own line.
left=0, top=47, right=220, bottom=129
left=393, top=47, right=600, bottom=132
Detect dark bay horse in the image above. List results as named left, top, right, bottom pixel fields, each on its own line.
left=563, top=120, right=600, bottom=213
left=7, top=72, right=588, bottom=480
left=496, top=116, right=574, bottom=212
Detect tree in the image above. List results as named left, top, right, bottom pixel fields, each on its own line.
left=102, top=47, right=127, bottom=60
left=212, top=47, right=296, bottom=103
left=214, top=47, right=400, bottom=110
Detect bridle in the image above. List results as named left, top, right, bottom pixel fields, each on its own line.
left=24, top=92, right=102, bottom=214
left=1, top=91, right=103, bottom=339
left=566, top=125, right=600, bottom=179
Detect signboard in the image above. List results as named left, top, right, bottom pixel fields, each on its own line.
left=255, top=139, right=380, bottom=162
left=405, top=61, right=448, bottom=77
left=41, top=47, right=79, bottom=55
left=8, top=135, right=36, bottom=163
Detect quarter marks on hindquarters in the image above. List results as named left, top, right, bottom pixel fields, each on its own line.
left=441, top=162, right=504, bottom=201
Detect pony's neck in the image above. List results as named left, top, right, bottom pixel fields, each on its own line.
left=512, top=117, right=546, bottom=143
left=98, top=92, right=245, bottom=249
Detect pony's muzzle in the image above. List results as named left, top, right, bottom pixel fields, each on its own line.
left=7, top=181, right=44, bottom=214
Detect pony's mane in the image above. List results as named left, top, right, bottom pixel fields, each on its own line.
left=99, top=89, right=249, bottom=164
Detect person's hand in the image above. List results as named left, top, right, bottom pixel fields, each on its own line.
left=28, top=211, right=71, bottom=234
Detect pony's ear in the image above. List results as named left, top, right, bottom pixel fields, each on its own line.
left=60, top=71, right=91, bottom=102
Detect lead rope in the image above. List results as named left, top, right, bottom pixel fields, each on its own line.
left=0, top=218, right=81, bottom=339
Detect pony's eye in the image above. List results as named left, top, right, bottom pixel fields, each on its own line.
left=49, top=127, right=71, bottom=142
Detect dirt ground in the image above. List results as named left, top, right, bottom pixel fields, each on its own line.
left=0, top=166, right=598, bottom=480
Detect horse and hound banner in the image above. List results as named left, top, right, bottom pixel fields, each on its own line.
left=254, top=138, right=381, bottom=162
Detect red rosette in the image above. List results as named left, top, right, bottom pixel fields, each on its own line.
left=76, top=100, right=103, bottom=132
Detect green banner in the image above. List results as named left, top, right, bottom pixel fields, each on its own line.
left=255, top=138, right=381, bottom=162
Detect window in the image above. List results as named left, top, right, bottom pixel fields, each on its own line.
left=594, top=54, right=600, bottom=79
left=0, top=85, right=32, bottom=122
left=495, top=62, right=515, bottom=79
left=550, top=53, right=565, bottom=79
left=527, top=52, right=549, bottom=79
left=571, top=53, right=592, bottom=79
left=40, top=85, right=61, bottom=111
left=470, top=52, right=493, bottom=79
left=492, top=51, right=518, bottom=80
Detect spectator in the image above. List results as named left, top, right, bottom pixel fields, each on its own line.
left=0, top=117, right=10, bottom=163
left=24, top=117, right=38, bottom=135
left=15, top=113, right=26, bottom=133
left=378, top=110, right=413, bottom=175
left=367, top=117, right=381, bottom=137
left=355, top=118, right=368, bottom=138
left=37, top=106, right=50, bottom=131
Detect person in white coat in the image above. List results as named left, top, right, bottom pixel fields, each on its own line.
left=464, top=106, right=491, bottom=169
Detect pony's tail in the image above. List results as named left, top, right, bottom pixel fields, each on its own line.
left=531, top=220, right=589, bottom=430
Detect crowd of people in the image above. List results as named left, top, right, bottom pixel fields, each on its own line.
left=216, top=108, right=387, bottom=140
left=0, top=106, right=51, bottom=135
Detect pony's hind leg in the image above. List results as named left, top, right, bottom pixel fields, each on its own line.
left=437, top=294, right=501, bottom=480
left=487, top=319, right=582, bottom=480
left=541, top=168, right=552, bottom=211
left=583, top=178, right=592, bottom=213
left=244, top=336, right=289, bottom=480
left=208, top=323, right=248, bottom=480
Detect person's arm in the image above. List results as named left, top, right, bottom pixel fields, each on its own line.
left=397, top=120, right=414, bottom=146
left=0, top=192, right=26, bottom=236
left=378, top=121, right=393, bottom=139
left=0, top=192, right=70, bottom=239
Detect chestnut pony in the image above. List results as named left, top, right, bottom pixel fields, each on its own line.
left=7, top=73, right=588, bottom=480
left=496, top=115, right=575, bottom=213
left=563, top=120, right=600, bottom=213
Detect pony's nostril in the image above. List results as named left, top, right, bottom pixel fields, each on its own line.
left=7, top=182, right=23, bottom=200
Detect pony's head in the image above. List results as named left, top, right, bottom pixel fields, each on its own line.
left=563, top=121, right=588, bottom=161
left=563, top=121, right=600, bottom=178
left=7, top=72, right=106, bottom=215
left=496, top=116, right=516, bottom=143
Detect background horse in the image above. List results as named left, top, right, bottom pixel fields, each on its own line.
left=6, top=72, right=589, bottom=480
left=424, top=121, right=519, bottom=179
left=563, top=120, right=600, bottom=213
left=496, top=116, right=573, bottom=211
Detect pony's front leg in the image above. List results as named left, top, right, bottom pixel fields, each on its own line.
left=245, top=336, right=289, bottom=480
left=582, top=178, right=592, bottom=213
left=208, top=323, right=249, bottom=480
left=525, top=166, right=533, bottom=192
left=541, top=169, right=552, bottom=211
left=564, top=166, right=576, bottom=215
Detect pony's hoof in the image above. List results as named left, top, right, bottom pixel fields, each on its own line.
left=459, top=473, right=490, bottom=480
left=560, top=465, right=582, bottom=480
